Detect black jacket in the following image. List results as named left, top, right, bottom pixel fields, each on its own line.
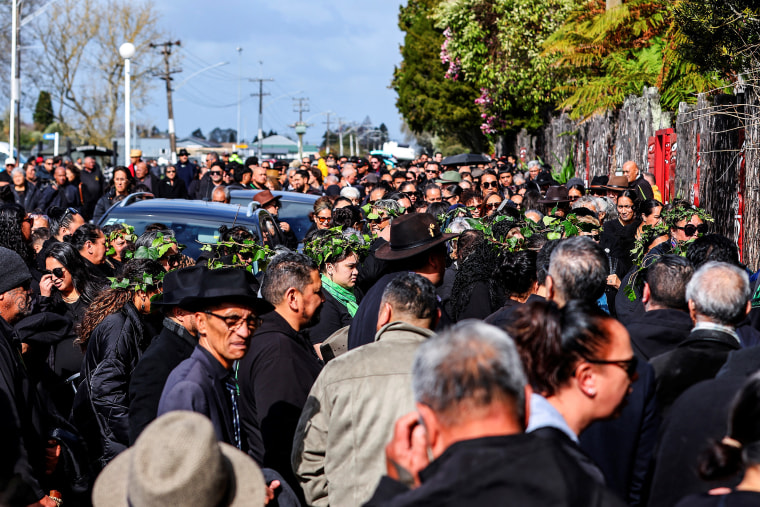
left=625, top=308, right=693, bottom=360
left=651, top=327, right=741, bottom=415
left=304, top=289, right=356, bottom=345
left=157, top=177, right=189, bottom=199
left=11, top=182, right=41, bottom=212
left=0, top=317, right=47, bottom=506
left=71, top=302, right=149, bottom=472
left=238, top=310, right=322, bottom=496
left=128, top=318, right=197, bottom=444
left=92, top=189, right=129, bottom=222
left=364, top=435, right=625, bottom=507
left=79, top=167, right=105, bottom=219
left=647, top=348, right=760, bottom=507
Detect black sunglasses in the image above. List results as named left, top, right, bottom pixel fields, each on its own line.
left=585, top=355, right=638, bottom=380
left=43, top=267, right=65, bottom=279
left=481, top=181, right=498, bottom=189
left=675, top=223, right=708, bottom=237
left=210, top=171, right=223, bottom=176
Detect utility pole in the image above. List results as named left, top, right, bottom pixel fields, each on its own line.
left=9, top=0, right=18, bottom=160
left=150, top=40, right=181, bottom=163
left=337, top=118, right=344, bottom=157
left=290, top=97, right=310, bottom=160
left=322, top=111, right=332, bottom=154
left=236, top=47, right=242, bottom=146
left=250, top=76, right=273, bottom=160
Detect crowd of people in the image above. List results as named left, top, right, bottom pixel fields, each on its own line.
left=2, top=148, right=760, bottom=507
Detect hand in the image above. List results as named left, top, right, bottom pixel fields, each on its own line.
left=606, top=274, right=621, bottom=290
left=44, top=440, right=61, bottom=475
left=385, top=412, right=429, bottom=488
left=264, top=480, right=280, bottom=505
left=27, top=495, right=58, bottom=507
left=279, top=221, right=290, bottom=233
left=39, top=274, right=54, bottom=298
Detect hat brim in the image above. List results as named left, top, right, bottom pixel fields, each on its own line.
left=93, top=442, right=266, bottom=507
left=180, top=294, right=273, bottom=314
left=255, top=195, right=281, bottom=208
left=375, top=232, right=458, bottom=261
left=602, top=186, right=627, bottom=192
left=538, top=198, right=571, bottom=204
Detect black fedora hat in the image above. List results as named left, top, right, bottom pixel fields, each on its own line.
left=534, top=172, right=557, bottom=187
left=181, top=267, right=272, bottom=314
left=153, top=265, right=208, bottom=309
left=589, top=175, right=609, bottom=189
left=375, top=213, right=458, bottom=261
left=178, top=148, right=190, bottom=157
left=539, top=185, right=571, bottom=204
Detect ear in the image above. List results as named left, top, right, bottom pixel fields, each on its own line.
left=545, top=275, right=556, bottom=302
left=377, top=302, right=392, bottom=331
left=416, top=403, right=440, bottom=453
left=575, top=362, right=597, bottom=398
left=746, top=300, right=752, bottom=318
left=195, top=312, right=209, bottom=335
left=523, top=384, right=533, bottom=429
left=642, top=282, right=651, bottom=305
left=688, top=299, right=698, bottom=324
left=285, top=287, right=300, bottom=312
left=431, top=307, right=441, bottom=330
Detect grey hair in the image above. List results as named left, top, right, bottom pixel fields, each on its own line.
left=598, top=196, right=618, bottom=221
left=524, top=209, right=544, bottom=222
left=340, top=186, right=361, bottom=200
left=527, top=160, right=540, bottom=169
left=448, top=217, right=473, bottom=234
left=381, top=272, right=438, bottom=321
left=412, top=321, right=527, bottom=425
left=11, top=167, right=24, bottom=178
left=324, top=175, right=339, bottom=186
left=261, top=251, right=318, bottom=305
left=373, top=199, right=403, bottom=216
left=686, top=261, right=750, bottom=326
left=572, top=196, right=598, bottom=214
left=512, top=173, right=525, bottom=186
left=341, top=166, right=357, bottom=179
left=549, top=236, right=608, bottom=303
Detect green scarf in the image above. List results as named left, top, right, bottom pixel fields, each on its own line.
left=321, top=274, right=359, bottom=317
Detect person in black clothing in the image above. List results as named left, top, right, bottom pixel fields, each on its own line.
left=623, top=161, right=654, bottom=200
left=157, top=165, right=189, bottom=199
left=39, top=166, right=81, bottom=212
left=92, top=167, right=134, bottom=222
left=364, top=320, right=623, bottom=507
left=651, top=261, right=750, bottom=416
left=10, top=167, right=40, bottom=212
left=348, top=213, right=456, bottom=350
left=0, top=247, right=56, bottom=507
left=127, top=265, right=205, bottom=443
left=486, top=249, right=541, bottom=328
left=625, top=255, right=695, bottom=360
left=64, top=223, right=115, bottom=279
left=237, top=252, right=324, bottom=502
left=175, top=148, right=198, bottom=188
left=600, top=189, right=641, bottom=314
left=79, top=157, right=105, bottom=220
left=675, top=372, right=760, bottom=506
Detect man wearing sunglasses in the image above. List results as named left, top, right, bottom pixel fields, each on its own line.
left=423, top=162, right=440, bottom=181
left=479, top=171, right=499, bottom=198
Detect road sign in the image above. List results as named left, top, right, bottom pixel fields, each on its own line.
left=43, top=133, right=56, bottom=140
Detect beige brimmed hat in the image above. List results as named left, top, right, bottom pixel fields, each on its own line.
left=130, top=149, right=142, bottom=158
left=93, top=411, right=266, bottom=507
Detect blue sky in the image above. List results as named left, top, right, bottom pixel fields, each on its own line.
left=143, top=1, right=407, bottom=145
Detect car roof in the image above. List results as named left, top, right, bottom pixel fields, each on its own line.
left=229, top=189, right=321, bottom=203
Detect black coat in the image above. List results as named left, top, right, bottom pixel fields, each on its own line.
left=0, top=317, right=47, bottom=506
left=580, top=359, right=660, bottom=506
left=79, top=167, right=105, bottom=219
left=128, top=318, right=197, bottom=444
left=630, top=176, right=654, bottom=200
left=304, top=289, right=356, bottom=345
left=651, top=327, right=742, bottom=415
left=364, top=435, right=625, bottom=507
left=71, top=302, right=149, bottom=472
left=625, top=308, right=693, bottom=360
left=646, top=347, right=760, bottom=507
left=485, top=294, right=546, bottom=330
left=237, top=310, right=322, bottom=496
left=157, top=178, right=189, bottom=199
left=12, top=182, right=41, bottom=212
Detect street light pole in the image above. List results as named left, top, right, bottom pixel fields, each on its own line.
left=119, top=42, right=135, bottom=167
left=9, top=0, right=18, bottom=161
left=236, top=47, right=242, bottom=147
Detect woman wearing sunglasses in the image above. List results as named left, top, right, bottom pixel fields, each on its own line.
left=509, top=299, right=636, bottom=482
left=484, top=192, right=504, bottom=218
left=157, top=165, right=189, bottom=199
left=40, top=242, right=106, bottom=324
left=304, top=197, right=334, bottom=241
left=669, top=200, right=708, bottom=245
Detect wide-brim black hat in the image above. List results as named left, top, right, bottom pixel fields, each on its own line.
left=538, top=185, right=571, bottom=204
left=153, top=265, right=208, bottom=308
left=375, top=213, right=458, bottom=261
left=180, top=267, right=272, bottom=314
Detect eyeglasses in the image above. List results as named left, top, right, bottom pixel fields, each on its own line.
left=210, top=171, right=223, bottom=176
left=584, top=355, right=638, bottom=380
left=165, top=170, right=176, bottom=174
left=315, top=215, right=332, bottom=223
left=444, top=195, right=457, bottom=202
left=486, top=202, right=501, bottom=210
left=481, top=181, right=498, bottom=189
left=675, top=223, right=708, bottom=236
left=425, top=169, right=439, bottom=174
left=203, top=311, right=261, bottom=331
left=43, top=267, right=65, bottom=279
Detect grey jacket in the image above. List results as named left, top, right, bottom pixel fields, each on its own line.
left=292, top=321, right=435, bottom=507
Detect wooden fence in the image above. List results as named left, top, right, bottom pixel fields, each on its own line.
left=513, top=86, right=760, bottom=269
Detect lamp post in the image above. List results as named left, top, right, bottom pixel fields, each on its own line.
left=9, top=0, right=18, bottom=161
left=119, top=42, right=135, bottom=167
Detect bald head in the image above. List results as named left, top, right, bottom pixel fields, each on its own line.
left=623, top=161, right=639, bottom=183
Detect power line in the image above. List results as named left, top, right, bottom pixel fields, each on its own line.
left=150, top=40, right=181, bottom=161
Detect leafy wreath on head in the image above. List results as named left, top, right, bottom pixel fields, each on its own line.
left=107, top=270, right=165, bottom=292
left=133, top=232, right=185, bottom=261
left=105, top=223, right=137, bottom=259
left=200, top=237, right=276, bottom=273
left=303, top=227, right=371, bottom=267
left=661, top=204, right=714, bottom=229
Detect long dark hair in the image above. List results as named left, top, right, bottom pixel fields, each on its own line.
left=699, top=372, right=760, bottom=480
left=0, top=203, right=34, bottom=266
left=45, top=242, right=106, bottom=304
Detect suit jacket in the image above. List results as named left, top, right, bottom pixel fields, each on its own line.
left=651, top=327, right=741, bottom=415
left=158, top=346, right=237, bottom=446
left=625, top=308, right=693, bottom=360
left=128, top=318, right=197, bottom=444
left=364, top=435, right=625, bottom=507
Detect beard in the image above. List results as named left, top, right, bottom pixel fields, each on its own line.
left=303, top=304, right=322, bottom=329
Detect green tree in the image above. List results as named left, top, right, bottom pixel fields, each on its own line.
left=543, top=0, right=723, bottom=119
left=33, top=90, right=54, bottom=130
left=674, top=0, right=760, bottom=77
left=434, top=0, right=577, bottom=134
left=392, top=0, right=488, bottom=153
